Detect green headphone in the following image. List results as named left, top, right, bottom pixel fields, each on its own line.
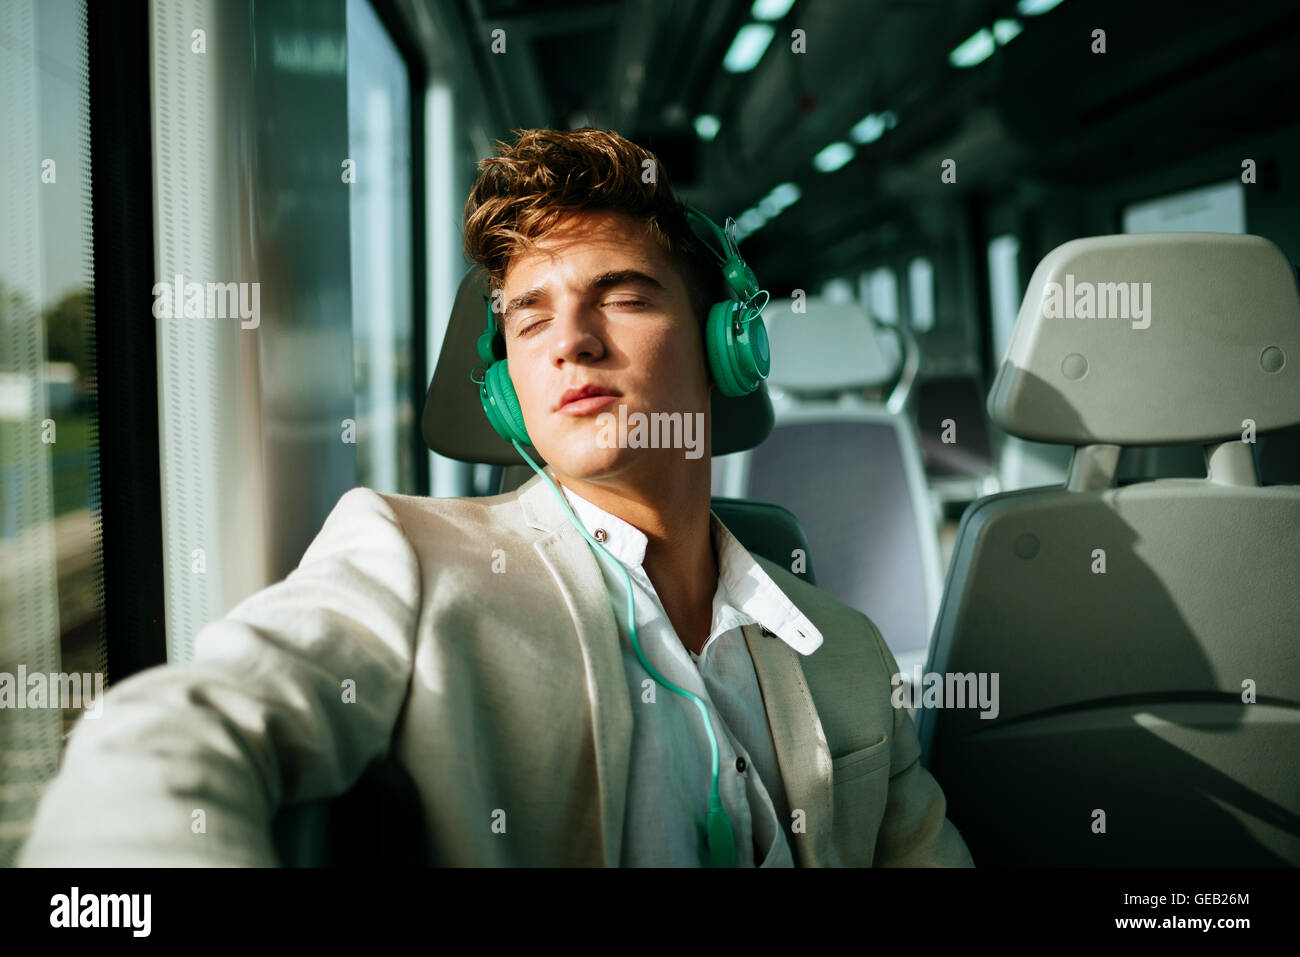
left=472, top=200, right=771, bottom=446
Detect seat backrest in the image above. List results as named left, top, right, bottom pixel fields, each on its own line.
left=710, top=497, right=816, bottom=584
left=920, top=233, right=1300, bottom=866
left=913, top=370, right=1003, bottom=510
left=713, top=296, right=944, bottom=674
left=915, top=374, right=996, bottom=480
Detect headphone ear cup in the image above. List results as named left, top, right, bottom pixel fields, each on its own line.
left=481, top=359, right=531, bottom=445
left=706, top=300, right=769, bottom=397
left=734, top=305, right=770, bottom=388
left=705, top=300, right=744, bottom=397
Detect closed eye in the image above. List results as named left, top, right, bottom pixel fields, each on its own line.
left=517, top=300, right=648, bottom=335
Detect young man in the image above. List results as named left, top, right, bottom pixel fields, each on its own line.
left=19, top=128, right=972, bottom=867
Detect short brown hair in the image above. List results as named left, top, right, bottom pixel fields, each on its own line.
left=462, top=127, right=725, bottom=337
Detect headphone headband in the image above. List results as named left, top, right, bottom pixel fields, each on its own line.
left=679, top=200, right=763, bottom=309
left=679, top=201, right=734, bottom=262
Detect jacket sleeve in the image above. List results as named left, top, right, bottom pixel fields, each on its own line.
left=17, top=487, right=422, bottom=866
left=865, top=616, right=975, bottom=867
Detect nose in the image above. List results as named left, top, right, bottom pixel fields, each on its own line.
left=549, top=300, right=606, bottom=367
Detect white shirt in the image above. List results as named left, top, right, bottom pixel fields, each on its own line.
left=554, top=473, right=825, bottom=867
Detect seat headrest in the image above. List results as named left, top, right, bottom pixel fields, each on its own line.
left=989, top=233, right=1300, bottom=445
left=763, top=297, right=896, bottom=392
left=422, top=266, right=774, bottom=465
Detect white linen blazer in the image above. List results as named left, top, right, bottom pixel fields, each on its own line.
left=19, top=471, right=974, bottom=867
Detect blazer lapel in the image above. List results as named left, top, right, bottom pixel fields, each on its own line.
left=517, top=471, right=632, bottom=867
left=742, top=621, right=835, bottom=867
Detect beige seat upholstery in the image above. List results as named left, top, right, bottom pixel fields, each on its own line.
left=919, top=233, right=1300, bottom=866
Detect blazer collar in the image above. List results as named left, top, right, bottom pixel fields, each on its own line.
left=519, top=468, right=822, bottom=651
left=513, top=467, right=833, bottom=867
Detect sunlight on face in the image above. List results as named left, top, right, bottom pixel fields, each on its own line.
left=500, top=210, right=711, bottom=482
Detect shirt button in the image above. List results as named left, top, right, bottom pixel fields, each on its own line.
left=735, top=756, right=747, bottom=773
left=594, top=528, right=608, bottom=542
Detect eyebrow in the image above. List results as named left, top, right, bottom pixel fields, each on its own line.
left=502, top=270, right=667, bottom=331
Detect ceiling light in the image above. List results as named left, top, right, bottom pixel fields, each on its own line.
left=751, top=0, right=797, bottom=20
left=812, top=141, right=855, bottom=173
left=723, top=23, right=775, bottom=72
left=1016, top=0, right=1064, bottom=15
left=694, top=114, right=721, bottom=141
left=737, top=208, right=767, bottom=235
left=993, top=18, right=1022, bottom=44
left=850, top=111, right=899, bottom=145
left=768, top=182, right=801, bottom=209
left=949, top=28, right=995, bottom=68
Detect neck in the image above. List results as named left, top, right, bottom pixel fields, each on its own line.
left=553, top=451, right=710, bottom=557
left=551, top=451, right=718, bottom=645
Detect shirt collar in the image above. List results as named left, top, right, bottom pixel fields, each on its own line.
left=550, top=469, right=824, bottom=656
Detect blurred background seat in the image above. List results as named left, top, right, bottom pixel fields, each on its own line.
left=919, top=233, right=1300, bottom=866
left=713, top=296, right=943, bottom=676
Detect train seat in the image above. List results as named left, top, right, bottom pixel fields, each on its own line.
left=919, top=232, right=1300, bottom=866
left=713, top=296, right=944, bottom=676
left=914, top=370, right=1001, bottom=510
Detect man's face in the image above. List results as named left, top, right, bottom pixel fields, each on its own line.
left=499, top=209, right=711, bottom=480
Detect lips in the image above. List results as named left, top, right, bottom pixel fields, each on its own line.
left=557, top=384, right=621, bottom=411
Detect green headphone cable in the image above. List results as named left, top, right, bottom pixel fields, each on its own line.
left=511, top=438, right=738, bottom=868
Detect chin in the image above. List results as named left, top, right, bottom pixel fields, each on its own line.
left=542, top=434, right=634, bottom=480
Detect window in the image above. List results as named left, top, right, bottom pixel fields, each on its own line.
left=0, top=0, right=101, bottom=865
left=1123, top=179, right=1246, bottom=234
left=987, top=234, right=1021, bottom=364
left=861, top=266, right=899, bottom=324
left=908, top=257, right=935, bottom=332
left=347, top=0, right=416, bottom=494
left=820, top=276, right=855, bottom=304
